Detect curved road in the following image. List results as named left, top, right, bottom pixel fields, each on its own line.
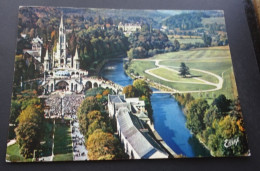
left=136, top=59, right=224, bottom=93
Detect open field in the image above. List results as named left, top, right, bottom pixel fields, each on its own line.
left=6, top=119, right=54, bottom=162
left=202, top=17, right=225, bottom=25
left=190, top=70, right=219, bottom=84
left=128, top=61, right=216, bottom=91
left=41, top=120, right=54, bottom=157
left=6, top=143, right=32, bottom=162
left=128, top=46, right=237, bottom=99
left=127, top=60, right=156, bottom=76
left=149, top=68, right=204, bottom=83
left=152, top=46, right=231, bottom=60
left=160, top=58, right=232, bottom=76
left=169, top=35, right=201, bottom=39
left=170, top=38, right=204, bottom=45
left=53, top=120, right=73, bottom=161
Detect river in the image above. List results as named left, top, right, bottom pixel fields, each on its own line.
left=100, top=59, right=210, bottom=157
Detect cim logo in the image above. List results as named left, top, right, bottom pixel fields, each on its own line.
left=224, top=137, right=239, bottom=148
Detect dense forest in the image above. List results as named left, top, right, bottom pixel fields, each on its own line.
left=76, top=26, right=129, bottom=71
left=163, top=12, right=210, bottom=30
left=127, top=28, right=178, bottom=59
left=77, top=87, right=127, bottom=160
left=175, top=93, right=249, bottom=156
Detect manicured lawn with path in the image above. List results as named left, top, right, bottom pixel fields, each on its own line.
left=53, top=120, right=73, bottom=161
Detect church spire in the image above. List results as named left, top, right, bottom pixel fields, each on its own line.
left=60, top=14, right=64, bottom=29
left=44, top=49, right=50, bottom=71
left=73, top=48, right=80, bottom=70
left=44, top=49, right=49, bottom=60
left=74, top=48, right=79, bottom=60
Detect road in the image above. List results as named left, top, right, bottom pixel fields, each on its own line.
left=134, top=59, right=224, bottom=93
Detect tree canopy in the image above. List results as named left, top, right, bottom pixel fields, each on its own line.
left=15, top=104, right=44, bottom=158
left=86, top=129, right=125, bottom=160
left=179, top=62, right=190, bottom=78
left=175, top=93, right=249, bottom=157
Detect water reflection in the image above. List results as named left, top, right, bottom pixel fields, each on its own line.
left=100, top=59, right=210, bottom=157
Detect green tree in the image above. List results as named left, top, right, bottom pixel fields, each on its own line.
left=186, top=99, right=209, bottom=134
left=133, top=79, right=151, bottom=97
left=173, top=39, right=180, bottom=51
left=214, top=115, right=248, bottom=156
left=179, top=62, right=190, bottom=78
left=86, top=120, right=111, bottom=138
left=87, top=110, right=104, bottom=124
left=10, top=100, right=21, bottom=124
left=86, top=129, right=125, bottom=160
left=203, top=106, right=221, bottom=127
left=15, top=104, right=44, bottom=158
left=212, top=94, right=231, bottom=114
left=203, top=33, right=212, bottom=47
left=122, top=85, right=138, bottom=98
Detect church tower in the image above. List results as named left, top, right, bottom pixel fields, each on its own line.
left=56, top=15, right=66, bottom=68
left=73, top=48, right=80, bottom=70
left=44, top=49, right=50, bottom=71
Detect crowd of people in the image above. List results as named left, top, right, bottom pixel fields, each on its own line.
left=44, top=95, right=62, bottom=118
left=71, top=116, right=88, bottom=161
left=62, top=94, right=84, bottom=117
left=44, top=93, right=84, bottom=118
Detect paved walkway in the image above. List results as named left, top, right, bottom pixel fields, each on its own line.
left=71, top=115, right=88, bottom=161
left=7, top=139, right=16, bottom=147
left=140, top=59, right=225, bottom=93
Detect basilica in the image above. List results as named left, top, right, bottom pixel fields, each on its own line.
left=41, top=15, right=94, bottom=94
left=39, top=15, right=169, bottom=159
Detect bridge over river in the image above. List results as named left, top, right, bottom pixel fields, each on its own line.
left=152, top=91, right=176, bottom=94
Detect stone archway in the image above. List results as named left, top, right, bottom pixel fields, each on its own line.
left=93, top=82, right=98, bottom=88
left=55, top=81, right=69, bottom=90
left=85, top=81, right=92, bottom=90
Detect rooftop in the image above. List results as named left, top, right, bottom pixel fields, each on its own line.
left=117, top=107, right=166, bottom=159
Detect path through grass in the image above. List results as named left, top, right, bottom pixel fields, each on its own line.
left=53, top=119, right=73, bottom=161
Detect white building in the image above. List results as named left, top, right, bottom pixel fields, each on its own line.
left=23, top=36, right=43, bottom=63
left=118, top=22, right=142, bottom=35
left=41, top=15, right=89, bottom=94
left=108, top=95, right=169, bottom=159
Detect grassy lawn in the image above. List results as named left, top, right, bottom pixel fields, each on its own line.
left=152, top=46, right=231, bottom=60
left=202, top=17, right=225, bottom=25
left=40, top=119, right=54, bottom=157
left=128, top=60, right=217, bottom=91
left=53, top=120, right=73, bottom=161
left=6, top=143, right=32, bottom=162
left=190, top=69, right=237, bottom=103
left=171, top=38, right=204, bottom=45
left=190, top=70, right=219, bottom=84
left=128, top=60, right=156, bottom=76
left=160, top=58, right=232, bottom=76
left=128, top=46, right=238, bottom=100
left=149, top=68, right=204, bottom=83
left=169, top=82, right=216, bottom=91
left=6, top=119, right=54, bottom=162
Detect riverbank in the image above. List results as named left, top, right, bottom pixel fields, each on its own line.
left=146, top=122, right=180, bottom=158
left=124, top=63, right=178, bottom=93
left=101, top=59, right=211, bottom=157
left=92, top=54, right=126, bottom=76
left=173, top=94, right=213, bottom=157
